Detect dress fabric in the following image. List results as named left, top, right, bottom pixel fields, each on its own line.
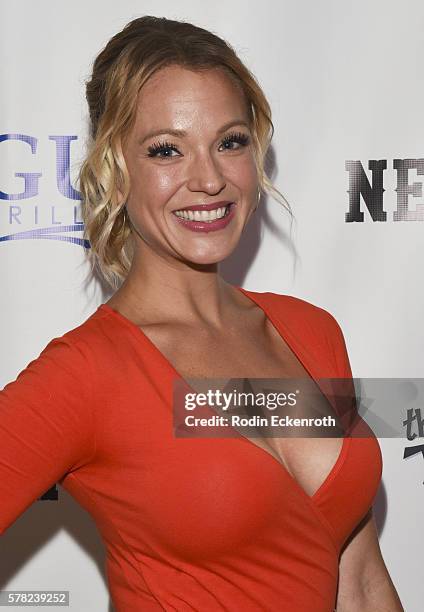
left=0, top=288, right=383, bottom=611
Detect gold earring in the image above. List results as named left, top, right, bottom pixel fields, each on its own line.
left=122, top=205, right=130, bottom=226
left=254, top=188, right=261, bottom=212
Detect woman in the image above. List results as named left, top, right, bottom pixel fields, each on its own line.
left=0, top=15, right=403, bottom=612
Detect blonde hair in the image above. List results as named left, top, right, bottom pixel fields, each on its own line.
left=79, top=15, right=293, bottom=290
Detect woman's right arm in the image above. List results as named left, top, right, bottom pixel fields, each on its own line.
left=0, top=336, right=95, bottom=535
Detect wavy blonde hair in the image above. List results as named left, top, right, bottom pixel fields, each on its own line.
left=79, top=15, right=293, bottom=290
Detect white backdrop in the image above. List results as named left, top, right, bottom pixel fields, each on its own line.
left=1, top=1, right=422, bottom=610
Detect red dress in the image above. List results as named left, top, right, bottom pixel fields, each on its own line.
left=0, top=288, right=382, bottom=611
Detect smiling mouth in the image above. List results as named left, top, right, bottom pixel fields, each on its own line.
left=173, top=203, right=233, bottom=223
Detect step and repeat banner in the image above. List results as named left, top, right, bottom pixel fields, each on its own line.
left=1, top=1, right=422, bottom=610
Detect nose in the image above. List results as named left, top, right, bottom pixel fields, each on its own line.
left=186, top=149, right=226, bottom=195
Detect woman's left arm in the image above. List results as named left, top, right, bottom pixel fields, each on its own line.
left=336, top=508, right=404, bottom=611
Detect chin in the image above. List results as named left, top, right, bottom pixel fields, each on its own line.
left=180, top=246, right=236, bottom=266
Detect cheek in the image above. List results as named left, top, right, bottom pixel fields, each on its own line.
left=224, top=155, right=258, bottom=195
left=148, top=165, right=182, bottom=192
left=127, top=163, right=181, bottom=210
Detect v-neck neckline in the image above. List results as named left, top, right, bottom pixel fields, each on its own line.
left=97, top=285, right=350, bottom=505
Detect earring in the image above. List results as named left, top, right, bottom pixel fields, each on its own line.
left=254, top=188, right=261, bottom=212
left=122, top=205, right=130, bottom=226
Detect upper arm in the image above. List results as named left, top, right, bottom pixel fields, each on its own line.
left=336, top=508, right=404, bottom=610
left=0, top=337, right=95, bottom=535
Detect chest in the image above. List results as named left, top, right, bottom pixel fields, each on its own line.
left=143, top=315, right=309, bottom=380
left=140, top=317, right=344, bottom=499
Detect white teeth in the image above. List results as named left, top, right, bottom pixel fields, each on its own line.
left=174, top=205, right=230, bottom=222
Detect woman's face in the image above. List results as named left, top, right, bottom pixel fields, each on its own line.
left=122, top=64, right=259, bottom=267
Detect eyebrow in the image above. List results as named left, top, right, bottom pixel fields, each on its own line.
left=138, top=120, right=250, bottom=146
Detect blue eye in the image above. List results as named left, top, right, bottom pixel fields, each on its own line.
left=146, top=131, right=250, bottom=159
left=147, top=141, right=180, bottom=158
left=218, top=131, right=250, bottom=151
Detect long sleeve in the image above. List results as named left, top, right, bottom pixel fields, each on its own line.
left=0, top=336, right=95, bottom=536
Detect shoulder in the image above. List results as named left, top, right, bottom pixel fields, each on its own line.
left=40, top=305, right=141, bottom=387
left=32, top=306, right=114, bottom=373
left=255, top=290, right=344, bottom=342
left=246, top=289, right=352, bottom=377
left=48, top=305, right=117, bottom=351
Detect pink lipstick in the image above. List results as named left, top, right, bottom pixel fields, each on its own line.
left=172, top=202, right=236, bottom=233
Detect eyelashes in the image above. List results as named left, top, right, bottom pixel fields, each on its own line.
left=220, top=131, right=250, bottom=149
left=147, top=140, right=177, bottom=158
left=146, top=131, right=251, bottom=159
